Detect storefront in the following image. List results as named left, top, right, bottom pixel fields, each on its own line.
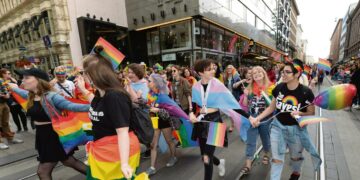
left=134, top=16, right=285, bottom=67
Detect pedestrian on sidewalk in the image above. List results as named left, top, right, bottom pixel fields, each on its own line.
left=239, top=66, right=273, bottom=175
left=0, top=68, right=28, bottom=132
left=250, top=59, right=321, bottom=180
left=9, top=68, right=89, bottom=179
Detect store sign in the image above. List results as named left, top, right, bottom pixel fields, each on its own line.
left=162, top=53, right=176, bottom=62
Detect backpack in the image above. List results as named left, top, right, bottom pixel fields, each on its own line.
left=130, top=102, right=154, bottom=145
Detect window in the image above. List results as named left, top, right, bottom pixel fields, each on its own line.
left=160, top=21, right=191, bottom=50
left=146, top=30, right=160, bottom=55
left=209, top=24, right=223, bottom=51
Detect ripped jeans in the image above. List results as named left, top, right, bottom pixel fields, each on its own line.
left=270, top=120, right=304, bottom=180
left=199, top=138, right=220, bottom=180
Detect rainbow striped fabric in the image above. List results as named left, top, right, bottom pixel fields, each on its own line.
left=313, top=84, right=357, bottom=110
left=192, top=78, right=250, bottom=141
left=318, top=58, right=331, bottom=72
left=206, top=122, right=226, bottom=147
left=93, top=37, right=125, bottom=70
left=11, top=90, right=28, bottom=111
left=49, top=98, right=93, bottom=154
left=296, top=116, right=330, bottom=128
left=155, top=93, right=198, bottom=147
left=86, top=132, right=141, bottom=180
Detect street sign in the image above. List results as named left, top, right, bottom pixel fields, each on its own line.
left=42, top=35, right=52, bottom=48
left=162, top=53, right=176, bottom=62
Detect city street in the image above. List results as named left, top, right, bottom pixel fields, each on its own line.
left=0, top=77, right=359, bottom=180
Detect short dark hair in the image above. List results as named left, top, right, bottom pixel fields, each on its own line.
left=128, top=63, right=145, bottom=79
left=284, top=59, right=304, bottom=79
left=194, top=59, right=213, bottom=74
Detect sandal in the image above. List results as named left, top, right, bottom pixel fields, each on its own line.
left=262, top=155, right=270, bottom=165
left=240, top=166, right=251, bottom=175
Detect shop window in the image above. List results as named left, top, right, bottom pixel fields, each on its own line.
left=146, top=30, right=160, bottom=55
left=160, top=20, right=191, bottom=50
left=209, top=24, right=223, bottom=51
left=224, top=31, right=236, bottom=53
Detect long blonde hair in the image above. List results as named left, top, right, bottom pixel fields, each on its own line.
left=246, top=66, right=271, bottom=96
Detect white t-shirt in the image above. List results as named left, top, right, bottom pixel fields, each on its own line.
left=54, top=80, right=75, bottom=97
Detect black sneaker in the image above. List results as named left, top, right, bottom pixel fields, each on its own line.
left=289, top=173, right=300, bottom=180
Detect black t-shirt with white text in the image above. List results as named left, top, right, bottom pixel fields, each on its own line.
left=272, top=83, right=314, bottom=126
left=89, top=90, right=131, bottom=141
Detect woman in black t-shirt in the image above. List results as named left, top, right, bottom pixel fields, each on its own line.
left=250, top=59, right=320, bottom=180
left=76, top=51, right=139, bottom=179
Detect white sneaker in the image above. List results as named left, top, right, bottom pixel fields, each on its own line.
left=9, top=138, right=24, bottom=144
left=0, top=143, right=9, bottom=150
left=166, top=157, right=178, bottom=167
left=218, top=159, right=226, bottom=177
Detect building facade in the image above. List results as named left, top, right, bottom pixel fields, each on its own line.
left=0, top=0, right=128, bottom=71
left=126, top=0, right=286, bottom=67
left=294, top=24, right=306, bottom=61
left=275, top=0, right=291, bottom=54
left=288, top=0, right=299, bottom=58
left=345, top=1, right=360, bottom=62
left=339, top=3, right=357, bottom=63
left=329, top=19, right=343, bottom=64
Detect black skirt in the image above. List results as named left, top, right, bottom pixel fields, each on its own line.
left=35, top=124, right=75, bottom=163
left=191, top=111, right=228, bottom=147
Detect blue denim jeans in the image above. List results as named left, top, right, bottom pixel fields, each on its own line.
left=270, top=120, right=304, bottom=180
left=245, top=120, right=271, bottom=160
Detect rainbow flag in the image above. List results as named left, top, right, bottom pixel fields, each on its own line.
left=93, top=37, right=125, bottom=70
left=46, top=97, right=93, bottom=154
left=318, top=58, right=331, bottom=72
left=11, top=90, right=28, bottom=110
left=313, top=84, right=357, bottom=110
left=296, top=116, right=331, bottom=128
left=155, top=93, right=198, bottom=147
left=206, top=122, right=226, bottom=147
left=86, top=132, right=141, bottom=180
left=192, top=78, right=250, bottom=141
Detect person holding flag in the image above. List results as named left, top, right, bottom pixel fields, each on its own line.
left=8, top=68, right=89, bottom=179
left=249, top=59, right=321, bottom=180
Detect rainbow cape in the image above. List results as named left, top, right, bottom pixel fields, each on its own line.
left=318, top=58, right=331, bottom=72
left=92, top=37, right=125, bottom=70
left=49, top=97, right=93, bottom=154
left=86, top=132, right=141, bottom=180
left=154, top=93, right=198, bottom=147
left=192, top=78, right=250, bottom=141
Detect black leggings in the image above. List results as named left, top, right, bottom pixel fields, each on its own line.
left=199, top=138, right=220, bottom=180
left=10, top=104, right=27, bottom=131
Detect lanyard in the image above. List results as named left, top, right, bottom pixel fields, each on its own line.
left=198, top=79, right=212, bottom=121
